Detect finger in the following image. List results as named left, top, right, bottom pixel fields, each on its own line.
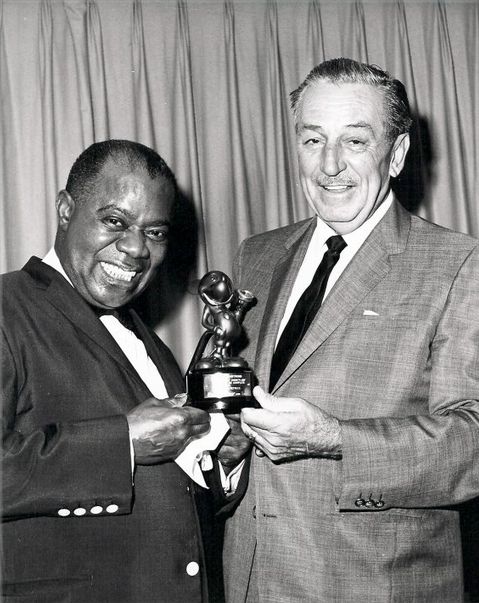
left=241, top=407, right=278, bottom=431
left=253, top=386, right=304, bottom=413
left=240, top=416, right=270, bottom=439
left=252, top=386, right=277, bottom=409
left=171, top=393, right=189, bottom=407
left=224, top=412, right=241, bottom=421
left=240, top=420, right=258, bottom=443
left=149, top=397, right=176, bottom=408
left=189, top=422, right=211, bottom=437
left=183, top=407, right=211, bottom=424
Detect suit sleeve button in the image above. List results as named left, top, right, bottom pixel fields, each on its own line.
left=354, top=498, right=365, bottom=508
left=106, top=504, right=119, bottom=514
left=365, top=499, right=375, bottom=508
left=375, top=500, right=385, bottom=508
left=58, top=508, right=70, bottom=517
left=90, top=505, right=103, bottom=515
left=186, top=561, right=200, bottom=576
left=73, top=507, right=86, bottom=516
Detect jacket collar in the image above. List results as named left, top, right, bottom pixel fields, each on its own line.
left=253, top=219, right=316, bottom=388
left=22, top=257, right=182, bottom=395
left=256, top=200, right=411, bottom=392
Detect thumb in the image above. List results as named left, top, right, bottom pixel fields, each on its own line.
left=253, top=385, right=276, bottom=410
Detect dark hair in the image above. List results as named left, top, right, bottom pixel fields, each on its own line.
left=290, top=58, right=413, bottom=140
left=65, top=140, right=177, bottom=203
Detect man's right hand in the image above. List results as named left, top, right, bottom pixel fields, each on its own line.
left=127, top=397, right=211, bottom=465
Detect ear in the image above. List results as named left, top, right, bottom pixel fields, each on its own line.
left=389, top=133, right=410, bottom=178
left=56, top=190, right=76, bottom=231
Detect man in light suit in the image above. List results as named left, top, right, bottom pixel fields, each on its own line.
left=1, top=140, right=244, bottom=602
left=223, top=59, right=479, bottom=602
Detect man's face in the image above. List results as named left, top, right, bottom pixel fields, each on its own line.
left=56, top=160, right=175, bottom=309
left=296, top=80, right=409, bottom=234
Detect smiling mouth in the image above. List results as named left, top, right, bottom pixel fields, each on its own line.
left=321, top=184, right=354, bottom=192
left=100, top=262, right=138, bottom=282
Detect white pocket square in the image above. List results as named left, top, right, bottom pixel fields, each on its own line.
left=363, top=309, right=379, bottom=316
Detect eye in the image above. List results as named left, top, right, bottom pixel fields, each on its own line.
left=346, top=138, right=367, bottom=148
left=304, top=137, right=323, bottom=146
left=104, top=216, right=126, bottom=229
left=144, top=228, right=168, bottom=243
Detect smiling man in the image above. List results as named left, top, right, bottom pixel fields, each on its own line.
left=295, top=79, right=408, bottom=234
left=1, top=140, right=214, bottom=602
left=222, top=59, right=479, bottom=602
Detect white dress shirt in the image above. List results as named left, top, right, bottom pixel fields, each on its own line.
left=276, top=192, right=394, bottom=345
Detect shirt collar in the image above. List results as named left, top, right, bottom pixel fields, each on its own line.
left=313, top=190, right=394, bottom=250
left=42, top=248, right=74, bottom=287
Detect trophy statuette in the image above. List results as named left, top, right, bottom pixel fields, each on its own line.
left=186, top=271, right=256, bottom=413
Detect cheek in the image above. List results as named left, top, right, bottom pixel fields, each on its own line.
left=349, top=158, right=381, bottom=186
left=67, top=224, right=109, bottom=259
left=298, top=152, right=315, bottom=175
left=148, top=246, right=168, bottom=270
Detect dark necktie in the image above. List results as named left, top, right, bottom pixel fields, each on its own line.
left=269, top=234, right=347, bottom=391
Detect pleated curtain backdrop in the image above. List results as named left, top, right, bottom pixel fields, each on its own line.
left=1, top=0, right=478, bottom=369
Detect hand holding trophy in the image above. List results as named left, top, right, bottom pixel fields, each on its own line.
left=186, top=271, right=256, bottom=413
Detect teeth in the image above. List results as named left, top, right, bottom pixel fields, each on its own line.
left=101, top=262, right=136, bottom=282
left=323, top=185, right=350, bottom=191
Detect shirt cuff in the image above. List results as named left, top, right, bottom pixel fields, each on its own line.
left=128, top=428, right=135, bottom=478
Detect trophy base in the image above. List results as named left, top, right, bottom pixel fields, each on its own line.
left=187, top=366, right=257, bottom=414
left=194, top=396, right=256, bottom=414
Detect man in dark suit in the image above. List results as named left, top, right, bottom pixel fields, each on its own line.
left=223, top=59, right=479, bottom=602
left=1, top=140, right=228, bottom=602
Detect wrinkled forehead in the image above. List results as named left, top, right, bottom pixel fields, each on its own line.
left=298, top=80, right=388, bottom=136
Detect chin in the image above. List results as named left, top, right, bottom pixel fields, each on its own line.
left=318, top=210, right=360, bottom=225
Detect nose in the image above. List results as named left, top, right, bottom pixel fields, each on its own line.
left=116, top=227, right=149, bottom=259
left=320, top=144, right=346, bottom=177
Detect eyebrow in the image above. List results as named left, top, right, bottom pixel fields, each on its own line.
left=301, top=122, right=375, bottom=136
left=96, top=204, right=170, bottom=226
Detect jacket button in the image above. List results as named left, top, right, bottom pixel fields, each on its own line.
left=58, top=508, right=70, bottom=517
left=354, top=498, right=365, bottom=508
left=186, top=561, right=199, bottom=576
left=106, top=504, right=119, bottom=514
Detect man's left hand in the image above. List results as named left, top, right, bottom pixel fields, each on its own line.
left=216, top=413, right=252, bottom=472
left=241, top=386, right=342, bottom=463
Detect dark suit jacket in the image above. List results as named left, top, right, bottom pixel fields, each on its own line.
left=1, top=257, right=209, bottom=602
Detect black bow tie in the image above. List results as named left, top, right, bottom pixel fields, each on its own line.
left=88, top=304, right=136, bottom=332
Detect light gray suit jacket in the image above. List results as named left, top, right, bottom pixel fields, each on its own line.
left=223, top=200, right=479, bottom=603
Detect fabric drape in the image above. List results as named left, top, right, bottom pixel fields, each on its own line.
left=1, top=0, right=477, bottom=369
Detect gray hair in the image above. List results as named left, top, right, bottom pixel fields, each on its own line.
left=290, top=58, right=413, bottom=141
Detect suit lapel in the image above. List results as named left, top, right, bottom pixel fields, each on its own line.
left=24, top=258, right=183, bottom=398
left=23, top=258, right=151, bottom=383
left=254, top=220, right=316, bottom=389
left=130, top=311, right=184, bottom=395
left=271, top=201, right=412, bottom=392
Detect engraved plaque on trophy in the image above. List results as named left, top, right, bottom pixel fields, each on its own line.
left=186, top=271, right=256, bottom=413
